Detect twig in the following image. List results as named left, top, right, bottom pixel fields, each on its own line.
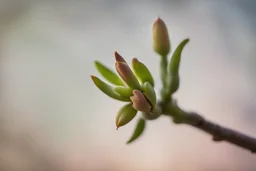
left=162, top=102, right=256, bottom=153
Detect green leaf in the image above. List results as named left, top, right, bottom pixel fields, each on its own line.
left=132, top=58, right=154, bottom=87
left=142, top=82, right=156, bottom=109
left=169, top=38, right=189, bottom=74
left=114, top=86, right=133, bottom=98
left=168, top=38, right=189, bottom=94
left=91, top=75, right=130, bottom=101
left=126, top=118, right=145, bottom=144
left=95, top=61, right=124, bottom=86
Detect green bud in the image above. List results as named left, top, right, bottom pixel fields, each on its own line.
left=90, top=75, right=130, bottom=101
left=114, top=86, right=133, bottom=98
left=152, top=17, right=170, bottom=57
left=94, top=61, right=124, bottom=86
left=142, top=82, right=156, bottom=110
left=127, top=118, right=146, bottom=144
left=168, top=38, right=189, bottom=94
left=130, top=90, right=151, bottom=113
left=115, top=52, right=141, bottom=90
left=116, top=103, right=137, bottom=129
left=132, top=58, right=154, bottom=87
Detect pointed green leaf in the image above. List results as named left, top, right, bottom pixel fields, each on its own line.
left=127, top=118, right=145, bottom=144
left=142, top=82, right=156, bottom=109
left=116, top=103, right=137, bottom=129
left=132, top=58, right=154, bottom=87
left=114, top=86, right=133, bottom=98
left=95, top=61, right=124, bottom=86
left=91, top=75, right=130, bottom=101
left=169, top=38, right=189, bottom=74
left=168, top=38, right=189, bottom=94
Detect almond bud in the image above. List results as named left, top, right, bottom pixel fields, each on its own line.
left=115, top=52, right=141, bottom=90
left=152, top=17, right=170, bottom=57
left=116, top=103, right=137, bottom=129
left=130, top=90, right=151, bottom=113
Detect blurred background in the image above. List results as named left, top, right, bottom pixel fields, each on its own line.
left=0, top=0, right=256, bottom=170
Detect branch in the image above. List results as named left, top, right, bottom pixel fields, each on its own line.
left=162, top=101, right=256, bottom=153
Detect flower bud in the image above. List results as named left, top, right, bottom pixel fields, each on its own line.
left=116, top=103, right=137, bottom=129
left=132, top=58, right=154, bottom=87
left=115, top=52, right=141, bottom=90
left=114, top=51, right=127, bottom=63
left=152, top=17, right=170, bottom=57
left=130, top=90, right=151, bottom=113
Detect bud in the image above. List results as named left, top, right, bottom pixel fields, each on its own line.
left=152, top=17, right=170, bottom=57
left=115, top=52, right=141, bottom=90
left=132, top=58, right=154, bottom=87
left=141, top=82, right=156, bottom=109
left=114, top=51, right=127, bottom=63
left=130, top=90, right=151, bottom=113
left=116, top=103, right=137, bottom=129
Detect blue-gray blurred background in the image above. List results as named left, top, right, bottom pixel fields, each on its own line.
left=0, top=0, right=256, bottom=170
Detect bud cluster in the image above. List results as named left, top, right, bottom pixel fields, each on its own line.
left=91, top=52, right=156, bottom=129
left=91, top=17, right=189, bottom=144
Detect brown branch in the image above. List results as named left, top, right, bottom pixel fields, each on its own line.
left=180, top=113, right=256, bottom=153
left=183, top=112, right=256, bottom=153
left=161, top=102, right=256, bottom=153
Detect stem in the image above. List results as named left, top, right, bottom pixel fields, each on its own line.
left=160, top=56, right=167, bottom=88
left=142, top=103, right=163, bottom=120
left=160, top=55, right=170, bottom=102
left=161, top=101, right=256, bottom=153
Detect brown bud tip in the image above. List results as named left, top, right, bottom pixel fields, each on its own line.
left=90, top=75, right=96, bottom=80
left=132, top=58, right=139, bottom=63
left=114, top=51, right=126, bottom=63
left=153, top=17, right=163, bottom=25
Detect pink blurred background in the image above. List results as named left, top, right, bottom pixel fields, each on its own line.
left=0, top=0, right=256, bottom=170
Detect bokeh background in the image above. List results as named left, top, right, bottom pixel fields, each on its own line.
left=0, top=0, right=256, bottom=170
